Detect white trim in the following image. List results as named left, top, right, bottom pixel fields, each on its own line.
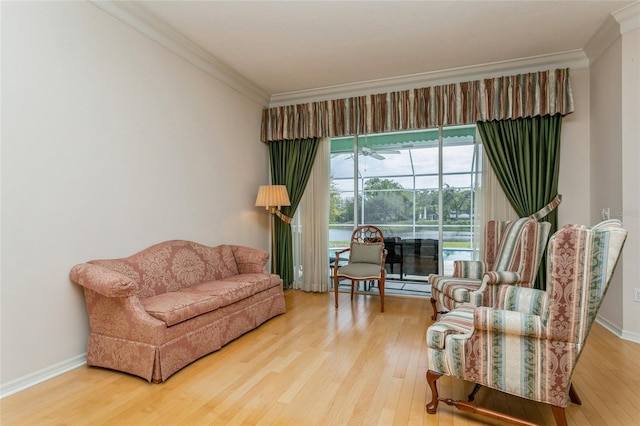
left=85, top=0, right=638, bottom=109
left=268, top=50, right=588, bottom=107
left=620, top=328, right=640, bottom=344
left=584, top=16, right=621, bottom=65
left=88, top=0, right=270, bottom=106
left=613, top=1, right=640, bottom=34
left=0, top=354, right=86, bottom=399
left=596, top=315, right=640, bottom=344
left=87, top=0, right=589, bottom=110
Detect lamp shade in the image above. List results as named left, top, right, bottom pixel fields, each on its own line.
left=255, top=185, right=291, bottom=209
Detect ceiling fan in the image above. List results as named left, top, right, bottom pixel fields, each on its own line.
left=360, top=146, right=401, bottom=160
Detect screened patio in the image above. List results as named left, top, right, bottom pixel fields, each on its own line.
left=329, top=125, right=481, bottom=294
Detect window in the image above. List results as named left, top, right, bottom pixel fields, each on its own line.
left=330, top=125, right=480, bottom=282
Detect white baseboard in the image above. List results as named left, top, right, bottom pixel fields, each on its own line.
left=596, top=315, right=640, bottom=344
left=0, top=353, right=87, bottom=399
left=620, top=328, right=640, bottom=343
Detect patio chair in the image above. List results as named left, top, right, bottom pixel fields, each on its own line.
left=384, top=238, right=404, bottom=279
left=333, top=225, right=387, bottom=312
left=425, top=219, right=627, bottom=425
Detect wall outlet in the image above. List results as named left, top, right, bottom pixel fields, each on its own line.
left=634, top=288, right=640, bottom=303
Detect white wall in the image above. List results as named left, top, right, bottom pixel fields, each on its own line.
left=586, top=23, right=640, bottom=341
left=558, top=68, right=592, bottom=227
left=1, top=1, right=270, bottom=391
left=620, top=27, right=640, bottom=341
left=589, top=38, right=624, bottom=328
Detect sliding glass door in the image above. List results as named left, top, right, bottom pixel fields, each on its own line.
left=330, top=125, right=479, bottom=287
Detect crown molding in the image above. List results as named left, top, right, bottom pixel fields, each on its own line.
left=87, top=0, right=595, bottom=110
left=584, top=15, right=621, bottom=65
left=88, top=0, right=270, bottom=106
left=613, top=1, right=640, bottom=34
left=268, top=50, right=588, bottom=107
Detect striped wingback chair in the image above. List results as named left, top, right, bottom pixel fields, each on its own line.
left=429, top=195, right=562, bottom=320
left=429, top=217, right=551, bottom=320
left=425, top=219, right=627, bottom=426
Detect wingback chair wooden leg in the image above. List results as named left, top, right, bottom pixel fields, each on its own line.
left=426, top=369, right=442, bottom=414
left=467, top=383, right=482, bottom=401
left=430, top=297, right=438, bottom=320
left=548, top=383, right=581, bottom=426
left=334, top=274, right=339, bottom=308
left=551, top=406, right=568, bottom=426
left=568, top=383, right=582, bottom=405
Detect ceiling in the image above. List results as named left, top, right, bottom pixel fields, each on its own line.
left=126, top=1, right=634, bottom=102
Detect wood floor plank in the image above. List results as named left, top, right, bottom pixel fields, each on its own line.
left=2, top=290, right=639, bottom=426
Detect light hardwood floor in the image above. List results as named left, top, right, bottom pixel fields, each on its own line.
left=2, top=290, right=640, bottom=425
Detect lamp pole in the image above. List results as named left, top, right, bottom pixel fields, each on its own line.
left=271, top=212, right=277, bottom=275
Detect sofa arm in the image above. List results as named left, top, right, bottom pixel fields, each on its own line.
left=70, top=263, right=137, bottom=298
left=230, top=245, right=269, bottom=274
left=452, top=260, right=488, bottom=279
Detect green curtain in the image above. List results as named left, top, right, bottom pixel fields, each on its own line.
left=269, top=138, right=321, bottom=288
left=477, top=114, right=563, bottom=289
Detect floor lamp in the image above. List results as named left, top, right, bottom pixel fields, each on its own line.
left=255, top=185, right=292, bottom=274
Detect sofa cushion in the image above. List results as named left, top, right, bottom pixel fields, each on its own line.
left=202, top=244, right=239, bottom=281
left=221, top=274, right=278, bottom=292
left=230, top=245, right=269, bottom=274
left=181, top=280, right=252, bottom=305
left=89, top=242, right=241, bottom=298
left=141, top=292, right=222, bottom=326
left=181, top=274, right=275, bottom=306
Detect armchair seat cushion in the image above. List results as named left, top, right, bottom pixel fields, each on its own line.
left=337, top=263, right=384, bottom=279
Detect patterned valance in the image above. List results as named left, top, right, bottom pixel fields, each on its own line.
left=261, top=68, right=573, bottom=142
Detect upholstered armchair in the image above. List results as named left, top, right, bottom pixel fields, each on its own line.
left=425, top=219, right=627, bottom=426
left=429, top=216, right=551, bottom=319
left=429, top=195, right=562, bottom=320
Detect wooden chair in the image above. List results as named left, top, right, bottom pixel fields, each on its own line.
left=425, top=219, right=627, bottom=425
left=333, top=225, right=386, bottom=312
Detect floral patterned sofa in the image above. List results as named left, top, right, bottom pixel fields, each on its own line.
left=70, top=240, right=285, bottom=383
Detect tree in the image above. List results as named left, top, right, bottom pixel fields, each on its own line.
left=329, top=181, right=343, bottom=223
left=441, top=184, right=472, bottom=221
left=415, top=189, right=439, bottom=221
left=362, top=178, right=412, bottom=223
